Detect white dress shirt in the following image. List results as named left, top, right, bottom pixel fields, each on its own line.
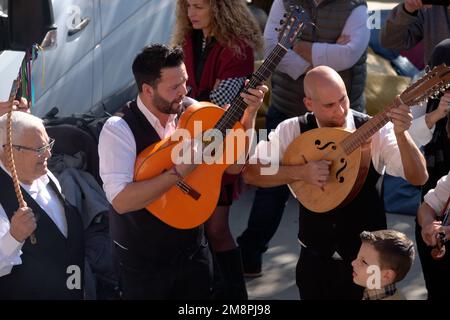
left=264, top=0, right=370, bottom=80
left=98, top=96, right=178, bottom=204
left=250, top=111, right=408, bottom=179
left=0, top=164, right=68, bottom=277
left=424, top=171, right=450, bottom=216
left=408, top=102, right=436, bottom=148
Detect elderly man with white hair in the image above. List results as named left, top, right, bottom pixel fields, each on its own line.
left=0, top=111, right=84, bottom=299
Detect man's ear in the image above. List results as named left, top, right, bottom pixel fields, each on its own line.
left=142, top=83, right=154, bottom=99
left=304, top=97, right=313, bottom=112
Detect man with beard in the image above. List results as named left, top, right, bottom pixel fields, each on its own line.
left=98, top=44, right=267, bottom=299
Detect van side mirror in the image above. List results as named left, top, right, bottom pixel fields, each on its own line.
left=7, top=0, right=56, bottom=51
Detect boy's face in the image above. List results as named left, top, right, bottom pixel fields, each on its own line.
left=351, top=243, right=394, bottom=289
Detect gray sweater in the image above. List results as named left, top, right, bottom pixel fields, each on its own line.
left=380, top=4, right=450, bottom=65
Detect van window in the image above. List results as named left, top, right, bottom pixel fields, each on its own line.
left=0, top=0, right=7, bottom=15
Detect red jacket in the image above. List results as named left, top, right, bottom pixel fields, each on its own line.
left=183, top=34, right=254, bottom=101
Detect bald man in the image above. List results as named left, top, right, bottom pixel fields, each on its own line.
left=243, top=66, right=427, bottom=300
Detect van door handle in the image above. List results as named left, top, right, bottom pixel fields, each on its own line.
left=68, top=17, right=91, bottom=36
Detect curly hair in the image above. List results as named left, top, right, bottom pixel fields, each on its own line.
left=172, top=0, right=263, bottom=58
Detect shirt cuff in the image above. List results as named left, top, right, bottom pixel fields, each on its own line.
left=409, top=115, right=433, bottom=147
left=0, top=231, right=23, bottom=257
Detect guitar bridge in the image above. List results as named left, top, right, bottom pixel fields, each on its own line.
left=176, top=181, right=201, bottom=200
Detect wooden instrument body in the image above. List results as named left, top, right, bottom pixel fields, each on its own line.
left=134, top=102, right=246, bottom=229
left=282, top=127, right=371, bottom=213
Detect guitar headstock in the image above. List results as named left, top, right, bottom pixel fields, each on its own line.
left=401, top=64, right=450, bottom=106
left=277, top=6, right=310, bottom=49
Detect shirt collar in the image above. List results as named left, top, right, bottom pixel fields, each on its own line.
left=0, top=162, right=49, bottom=194
left=314, top=110, right=356, bottom=130
left=136, top=96, right=177, bottom=132
left=363, top=283, right=397, bottom=300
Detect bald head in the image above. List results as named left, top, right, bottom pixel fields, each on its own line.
left=303, top=66, right=349, bottom=128
left=304, top=66, right=346, bottom=99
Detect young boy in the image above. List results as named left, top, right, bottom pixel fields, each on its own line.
left=352, top=230, right=415, bottom=300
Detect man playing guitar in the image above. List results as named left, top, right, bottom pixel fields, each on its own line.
left=242, top=65, right=428, bottom=300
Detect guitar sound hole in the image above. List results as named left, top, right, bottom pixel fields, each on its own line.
left=315, top=141, right=337, bottom=151
left=336, top=158, right=348, bottom=184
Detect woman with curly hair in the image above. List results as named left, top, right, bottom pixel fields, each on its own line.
left=172, top=0, right=263, bottom=300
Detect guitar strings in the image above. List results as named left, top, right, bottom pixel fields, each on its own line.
left=215, top=45, right=287, bottom=135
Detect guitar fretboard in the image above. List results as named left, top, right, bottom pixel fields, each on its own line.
left=340, top=104, right=394, bottom=154
left=214, top=44, right=289, bottom=136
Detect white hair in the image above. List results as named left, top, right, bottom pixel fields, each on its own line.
left=0, top=111, right=44, bottom=156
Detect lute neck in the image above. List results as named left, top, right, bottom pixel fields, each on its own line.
left=341, top=101, right=400, bottom=154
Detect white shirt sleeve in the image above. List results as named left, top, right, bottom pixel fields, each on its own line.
left=263, top=0, right=310, bottom=80
left=424, top=172, right=450, bottom=215
left=312, top=5, right=370, bottom=71
left=250, top=117, right=301, bottom=164
left=409, top=115, right=434, bottom=147
left=371, top=122, right=407, bottom=178
left=408, top=102, right=434, bottom=147
left=98, top=116, right=137, bottom=204
left=0, top=205, right=24, bottom=277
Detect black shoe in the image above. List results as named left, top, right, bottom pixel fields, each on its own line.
left=241, top=251, right=262, bottom=278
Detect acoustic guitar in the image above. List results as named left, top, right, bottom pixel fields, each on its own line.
left=283, top=64, right=450, bottom=213
left=134, top=6, right=310, bottom=229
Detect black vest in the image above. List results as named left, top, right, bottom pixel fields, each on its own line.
left=297, top=111, right=386, bottom=260
left=271, top=0, right=367, bottom=117
left=0, top=168, right=84, bottom=300
left=109, top=101, right=205, bottom=266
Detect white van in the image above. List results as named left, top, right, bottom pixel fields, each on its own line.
left=1, top=0, right=175, bottom=117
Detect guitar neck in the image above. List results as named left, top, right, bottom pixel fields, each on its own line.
left=341, top=63, right=450, bottom=154
left=214, top=44, right=289, bottom=135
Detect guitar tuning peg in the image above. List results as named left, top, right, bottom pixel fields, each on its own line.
left=283, top=13, right=288, bottom=18
left=275, top=27, right=280, bottom=32
left=280, top=19, right=285, bottom=25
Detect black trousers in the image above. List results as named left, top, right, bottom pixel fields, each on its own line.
left=415, top=222, right=450, bottom=300
left=296, top=247, right=364, bottom=300
left=116, top=243, right=212, bottom=300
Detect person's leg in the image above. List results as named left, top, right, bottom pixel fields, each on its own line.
left=206, top=206, right=235, bottom=252
left=206, top=182, right=248, bottom=299
left=118, top=259, right=173, bottom=299
left=237, top=185, right=290, bottom=276
left=172, top=243, right=213, bottom=300
left=237, top=105, right=291, bottom=276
